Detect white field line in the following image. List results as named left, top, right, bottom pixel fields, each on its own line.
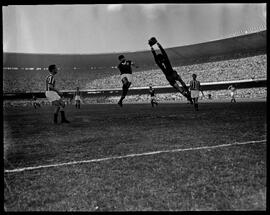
left=4, top=139, right=266, bottom=174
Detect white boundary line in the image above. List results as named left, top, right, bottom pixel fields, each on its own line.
left=4, top=139, right=266, bottom=174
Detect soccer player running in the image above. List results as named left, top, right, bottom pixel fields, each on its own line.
left=228, top=84, right=236, bottom=103
left=117, top=54, right=138, bottom=107
left=149, top=85, right=158, bottom=107
left=45, top=64, right=70, bottom=124
left=148, top=37, right=193, bottom=104
left=74, top=87, right=81, bottom=109
left=189, top=73, right=204, bottom=111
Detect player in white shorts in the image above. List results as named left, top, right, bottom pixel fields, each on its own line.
left=117, top=55, right=138, bottom=107
left=45, top=64, right=70, bottom=124
left=189, top=73, right=204, bottom=111
left=228, top=85, right=236, bottom=103
left=74, top=87, right=81, bottom=109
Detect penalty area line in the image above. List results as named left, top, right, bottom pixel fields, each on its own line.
left=4, top=139, right=266, bottom=174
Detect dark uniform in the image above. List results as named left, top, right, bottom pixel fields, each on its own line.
left=149, top=88, right=155, bottom=97
left=117, top=55, right=137, bottom=107
left=150, top=42, right=192, bottom=103
left=118, top=60, right=133, bottom=88
left=151, top=45, right=179, bottom=86
left=32, top=95, right=41, bottom=109
left=149, top=87, right=158, bottom=107
left=118, top=60, right=133, bottom=75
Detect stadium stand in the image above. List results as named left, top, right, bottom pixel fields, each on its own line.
left=3, top=31, right=266, bottom=105
left=85, top=54, right=266, bottom=89
left=3, top=54, right=266, bottom=92
left=3, top=53, right=266, bottom=105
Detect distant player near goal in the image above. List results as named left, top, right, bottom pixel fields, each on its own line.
left=189, top=73, right=204, bottom=111
left=74, top=87, right=81, bottom=109
left=149, top=85, right=158, bottom=107
left=228, top=84, right=236, bottom=103
left=45, top=64, right=70, bottom=124
left=117, top=54, right=139, bottom=107
left=32, top=95, right=41, bottom=109
left=148, top=37, right=193, bottom=104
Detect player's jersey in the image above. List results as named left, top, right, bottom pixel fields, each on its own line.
left=118, top=60, right=132, bottom=75
left=75, top=90, right=81, bottom=101
left=228, top=85, right=236, bottom=92
left=151, top=45, right=174, bottom=76
left=45, top=74, right=55, bottom=91
left=189, top=80, right=200, bottom=90
left=149, top=88, right=155, bottom=97
left=158, top=61, right=174, bottom=76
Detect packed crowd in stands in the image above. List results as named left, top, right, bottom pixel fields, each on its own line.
left=3, top=53, right=266, bottom=106
left=85, top=54, right=266, bottom=89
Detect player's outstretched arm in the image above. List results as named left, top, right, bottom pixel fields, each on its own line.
left=157, top=42, right=169, bottom=60
left=201, top=90, right=205, bottom=97
left=157, top=42, right=172, bottom=69
left=150, top=47, right=158, bottom=63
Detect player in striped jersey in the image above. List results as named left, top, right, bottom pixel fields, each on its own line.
left=189, top=73, right=204, bottom=111
left=74, top=87, right=81, bottom=109
left=117, top=54, right=139, bottom=107
left=45, top=64, right=70, bottom=124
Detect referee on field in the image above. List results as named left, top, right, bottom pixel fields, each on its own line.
left=189, top=73, right=203, bottom=111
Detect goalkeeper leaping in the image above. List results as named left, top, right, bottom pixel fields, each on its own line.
left=148, top=37, right=193, bottom=104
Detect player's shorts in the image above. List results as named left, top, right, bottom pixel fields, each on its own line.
left=191, top=90, right=200, bottom=98
left=75, top=95, right=81, bottom=101
left=230, top=92, right=235, bottom=97
left=165, top=71, right=180, bottom=86
left=45, top=91, right=61, bottom=102
left=121, top=73, right=132, bottom=83
left=151, top=96, right=157, bottom=103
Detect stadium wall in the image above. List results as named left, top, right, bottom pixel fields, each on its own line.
left=3, top=31, right=266, bottom=69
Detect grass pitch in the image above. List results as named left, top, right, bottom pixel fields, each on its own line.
left=4, top=101, right=266, bottom=211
